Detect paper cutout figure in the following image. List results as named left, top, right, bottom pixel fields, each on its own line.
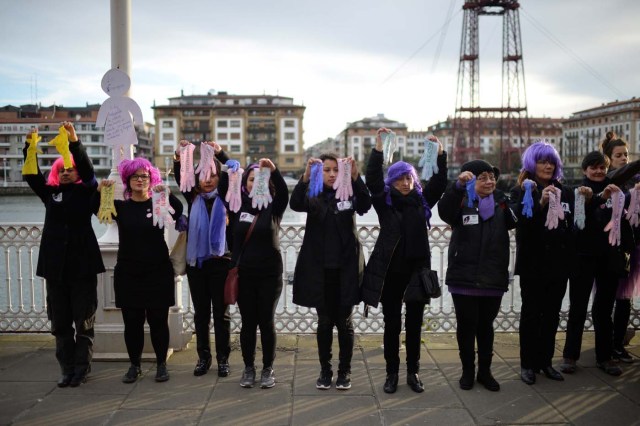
left=22, top=131, right=43, bottom=175
left=249, top=167, right=273, bottom=210
left=179, top=143, right=196, bottom=192
left=418, top=140, right=439, bottom=180
left=152, top=187, right=175, bottom=229
left=574, top=188, right=586, bottom=230
left=98, top=184, right=117, bottom=224
left=333, top=158, right=353, bottom=202
left=604, top=190, right=625, bottom=246
left=625, top=187, right=640, bottom=227
left=381, top=130, right=397, bottom=165
left=95, top=69, right=143, bottom=165
left=49, top=126, right=72, bottom=169
left=225, top=160, right=243, bottom=213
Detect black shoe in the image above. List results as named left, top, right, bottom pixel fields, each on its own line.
left=155, top=363, right=170, bottom=382
left=596, top=360, right=623, bottom=376
left=612, top=348, right=635, bottom=364
left=69, top=365, right=90, bottom=388
left=520, top=368, right=536, bottom=385
left=407, top=373, right=424, bottom=393
left=383, top=373, right=399, bottom=394
left=316, top=370, right=333, bottom=390
left=240, top=366, right=256, bottom=388
left=194, top=357, right=212, bottom=376
left=459, top=369, right=475, bottom=390
left=57, top=373, right=74, bottom=388
left=477, top=370, right=500, bottom=391
left=336, top=372, right=351, bottom=390
left=541, top=366, right=564, bottom=381
left=218, top=362, right=230, bottom=378
left=122, top=364, right=142, bottom=383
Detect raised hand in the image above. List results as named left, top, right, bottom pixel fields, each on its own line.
left=418, top=139, right=439, bottom=180
left=178, top=143, right=196, bottom=192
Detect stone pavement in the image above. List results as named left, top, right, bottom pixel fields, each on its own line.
left=0, top=332, right=638, bottom=426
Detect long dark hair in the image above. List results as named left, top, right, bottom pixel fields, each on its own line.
left=601, top=131, right=627, bottom=160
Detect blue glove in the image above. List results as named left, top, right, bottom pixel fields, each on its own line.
left=309, top=162, right=323, bottom=198
left=175, top=214, right=189, bottom=232
left=226, top=159, right=240, bottom=172
left=466, top=177, right=477, bottom=207
left=522, top=180, right=534, bottom=218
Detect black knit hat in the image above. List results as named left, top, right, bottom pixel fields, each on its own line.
left=461, top=159, right=500, bottom=180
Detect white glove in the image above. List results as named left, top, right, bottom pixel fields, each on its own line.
left=249, top=167, right=273, bottom=210
left=604, top=190, right=625, bottom=246
left=225, top=167, right=244, bottom=213
left=625, top=187, right=640, bottom=227
left=544, top=187, right=564, bottom=230
left=418, top=140, right=439, bottom=180
left=381, top=131, right=397, bottom=165
left=574, top=188, right=586, bottom=230
left=152, top=187, right=175, bottom=229
left=333, top=158, right=353, bottom=202
left=195, top=142, right=217, bottom=182
left=179, top=143, right=196, bottom=192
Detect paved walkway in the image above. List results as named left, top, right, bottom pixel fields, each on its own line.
left=0, top=332, right=638, bottom=425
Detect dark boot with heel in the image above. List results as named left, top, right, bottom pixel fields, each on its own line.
left=477, top=358, right=500, bottom=391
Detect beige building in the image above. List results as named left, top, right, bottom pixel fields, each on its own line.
left=562, top=98, right=640, bottom=181
left=152, top=91, right=305, bottom=174
left=0, top=104, right=154, bottom=185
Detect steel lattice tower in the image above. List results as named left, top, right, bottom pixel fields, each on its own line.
left=452, top=0, right=529, bottom=174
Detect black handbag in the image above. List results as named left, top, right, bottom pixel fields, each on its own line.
left=404, top=268, right=442, bottom=303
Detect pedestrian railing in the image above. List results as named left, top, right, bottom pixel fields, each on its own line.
left=1, top=222, right=638, bottom=333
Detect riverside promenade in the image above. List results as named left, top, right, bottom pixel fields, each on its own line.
left=0, top=332, right=638, bottom=426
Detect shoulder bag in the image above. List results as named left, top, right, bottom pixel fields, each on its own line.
left=224, top=213, right=259, bottom=305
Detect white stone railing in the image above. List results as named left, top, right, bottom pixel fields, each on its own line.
left=1, top=222, right=638, bottom=334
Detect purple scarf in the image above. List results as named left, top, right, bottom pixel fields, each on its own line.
left=186, top=190, right=227, bottom=267
left=478, top=194, right=495, bottom=221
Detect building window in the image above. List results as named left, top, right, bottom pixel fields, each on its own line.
left=284, top=145, right=295, bottom=152
left=218, top=133, right=228, bottom=140
left=230, top=132, right=241, bottom=140
left=184, top=110, right=195, bottom=116
left=230, top=145, right=241, bottom=152
left=162, top=133, right=173, bottom=141
left=230, top=120, right=241, bottom=127
left=218, top=120, right=228, bottom=127
left=91, top=135, right=100, bottom=142
left=162, top=121, right=173, bottom=128
left=284, top=120, right=295, bottom=127
left=284, top=132, right=295, bottom=140
left=285, top=158, right=294, bottom=163
left=162, top=146, right=174, bottom=153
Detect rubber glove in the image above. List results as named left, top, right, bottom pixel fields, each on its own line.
left=418, top=140, right=439, bottom=180
left=225, top=166, right=244, bottom=213
left=466, top=177, right=477, bottom=208
left=604, top=190, right=624, bottom=246
left=49, top=126, right=72, bottom=169
left=381, top=130, right=397, bottom=165
left=545, top=187, right=564, bottom=230
left=309, top=162, right=323, bottom=198
left=195, top=143, right=217, bottom=182
left=152, top=186, right=175, bottom=229
left=98, top=184, right=117, bottom=224
left=249, top=167, right=273, bottom=210
left=333, top=158, right=353, bottom=202
left=625, top=187, right=640, bottom=227
left=521, top=179, right=535, bottom=218
left=179, top=143, right=196, bottom=192
left=574, top=188, right=586, bottom=230
left=22, top=132, right=43, bottom=175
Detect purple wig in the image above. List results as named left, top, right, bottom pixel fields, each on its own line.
left=521, top=140, right=563, bottom=181
left=117, top=157, right=162, bottom=199
left=47, top=156, right=81, bottom=186
left=384, top=161, right=431, bottom=224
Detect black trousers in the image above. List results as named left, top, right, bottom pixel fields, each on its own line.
left=519, top=273, right=567, bottom=369
left=563, top=255, right=619, bottom=363
left=613, top=298, right=631, bottom=350
left=381, top=266, right=425, bottom=375
left=451, top=294, right=502, bottom=370
left=121, top=307, right=170, bottom=365
left=316, top=269, right=354, bottom=374
left=187, top=258, right=231, bottom=363
left=46, top=277, right=97, bottom=375
left=237, top=270, right=283, bottom=369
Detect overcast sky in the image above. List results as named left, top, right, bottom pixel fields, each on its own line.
left=1, top=0, right=638, bottom=147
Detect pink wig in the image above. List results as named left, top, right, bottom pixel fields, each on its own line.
left=117, top=157, right=162, bottom=199
left=46, top=156, right=81, bottom=186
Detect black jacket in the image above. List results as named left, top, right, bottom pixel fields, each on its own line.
left=290, top=176, right=372, bottom=308
left=510, top=180, right=575, bottom=276
left=361, top=149, right=448, bottom=307
left=438, top=183, right=517, bottom=291
left=24, top=140, right=105, bottom=281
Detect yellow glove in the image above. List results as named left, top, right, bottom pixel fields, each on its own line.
left=98, top=184, right=117, bottom=224
left=22, top=133, right=43, bottom=175
left=49, top=126, right=72, bottom=169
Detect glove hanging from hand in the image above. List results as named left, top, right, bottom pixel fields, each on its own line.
left=418, top=140, right=439, bottom=180
left=225, top=160, right=243, bottom=213
left=544, top=187, right=565, bottom=230
left=381, top=131, right=397, bottom=165
left=466, top=177, right=477, bottom=208
left=309, top=162, right=323, bottom=198
left=98, top=184, right=117, bottom=224
left=333, top=158, right=353, bottom=202
left=521, top=179, right=535, bottom=218
left=49, top=126, right=72, bottom=169
left=195, top=143, right=217, bottom=182
left=152, top=186, right=175, bottom=229
left=249, top=167, right=273, bottom=210
left=604, top=190, right=625, bottom=246
left=574, top=188, right=586, bottom=230
left=179, top=143, right=196, bottom=192
left=22, top=132, right=43, bottom=175
left=625, top=187, right=640, bottom=228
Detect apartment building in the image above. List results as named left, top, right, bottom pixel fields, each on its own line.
left=0, top=104, right=154, bottom=185
left=152, top=91, right=305, bottom=174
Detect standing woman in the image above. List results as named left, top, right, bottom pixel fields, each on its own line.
left=290, top=154, right=371, bottom=390
left=218, top=158, right=289, bottom=389
left=601, top=133, right=640, bottom=364
left=510, top=141, right=578, bottom=385
left=438, top=160, right=517, bottom=391
left=23, top=122, right=105, bottom=387
left=174, top=141, right=233, bottom=377
left=361, top=129, right=448, bottom=394
left=96, top=158, right=183, bottom=383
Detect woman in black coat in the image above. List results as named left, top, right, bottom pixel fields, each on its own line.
left=361, top=129, right=447, bottom=394
left=438, top=160, right=517, bottom=392
left=174, top=141, right=232, bottom=377
left=290, top=154, right=371, bottom=390
left=97, top=158, right=183, bottom=384
left=218, top=158, right=289, bottom=389
left=23, top=122, right=105, bottom=388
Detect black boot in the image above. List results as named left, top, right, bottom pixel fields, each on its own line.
left=194, top=356, right=212, bottom=376
left=459, top=364, right=475, bottom=390
left=383, top=373, right=399, bottom=394
left=477, top=358, right=499, bottom=392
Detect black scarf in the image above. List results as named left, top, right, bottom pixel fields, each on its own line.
left=390, top=188, right=428, bottom=259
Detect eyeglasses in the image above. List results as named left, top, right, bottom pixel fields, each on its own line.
left=536, top=160, right=554, bottom=166
left=130, top=174, right=150, bottom=181
left=477, top=174, right=496, bottom=182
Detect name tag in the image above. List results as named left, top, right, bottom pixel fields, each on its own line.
left=337, top=200, right=352, bottom=211
left=239, top=212, right=255, bottom=223
left=561, top=202, right=571, bottom=213
left=462, top=214, right=479, bottom=225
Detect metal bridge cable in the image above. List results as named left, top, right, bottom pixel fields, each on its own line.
left=430, top=0, right=457, bottom=74
left=521, top=8, right=625, bottom=99
left=380, top=8, right=462, bottom=86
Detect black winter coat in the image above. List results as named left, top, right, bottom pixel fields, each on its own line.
left=510, top=180, right=575, bottom=276
left=438, top=183, right=517, bottom=291
left=361, top=149, right=448, bottom=307
left=24, top=140, right=105, bottom=281
left=290, top=176, right=372, bottom=308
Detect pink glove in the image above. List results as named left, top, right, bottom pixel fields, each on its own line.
left=152, top=187, right=175, bottom=229
left=195, top=143, right=217, bottom=182
left=225, top=167, right=244, bottom=213
left=179, top=143, right=196, bottom=192
left=249, top=167, right=273, bottom=210
left=544, top=187, right=564, bottom=230
left=333, top=158, right=353, bottom=202
left=604, top=190, right=625, bottom=246
left=625, top=187, right=640, bottom=227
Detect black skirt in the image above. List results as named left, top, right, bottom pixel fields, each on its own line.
left=114, top=259, right=175, bottom=309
